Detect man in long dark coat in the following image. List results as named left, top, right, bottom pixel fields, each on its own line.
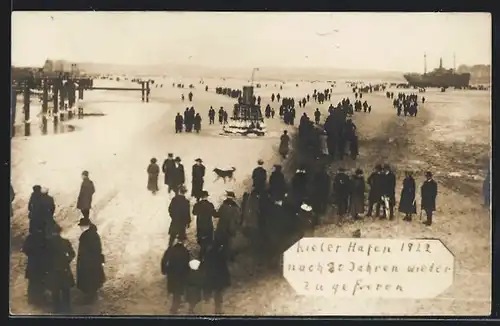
left=252, top=160, right=267, bottom=196
left=46, top=224, right=76, bottom=313
left=192, top=191, right=216, bottom=260
left=291, top=166, right=308, bottom=211
left=170, top=157, right=186, bottom=196
left=367, top=164, right=383, bottom=217
left=218, top=107, right=224, bottom=124
left=40, top=187, right=56, bottom=230
left=349, top=169, right=365, bottom=220
left=22, top=229, right=49, bottom=305
left=399, top=171, right=417, bottom=221
left=381, top=164, right=396, bottom=220
left=76, top=221, right=105, bottom=304
left=269, top=164, right=287, bottom=202
left=421, top=171, right=438, bottom=226
left=77, top=171, right=95, bottom=225
left=310, top=164, right=330, bottom=223
left=28, top=185, right=44, bottom=234
left=194, top=113, right=202, bottom=133
left=162, top=153, right=176, bottom=194
left=161, top=239, right=190, bottom=314
left=203, top=243, right=230, bottom=315
left=333, top=167, right=350, bottom=217
left=279, top=130, right=290, bottom=159
left=168, top=186, right=191, bottom=247
left=175, top=113, right=183, bottom=133
left=208, top=107, right=216, bottom=124
left=314, top=109, right=321, bottom=125
left=214, top=191, right=240, bottom=257
left=191, top=158, right=205, bottom=201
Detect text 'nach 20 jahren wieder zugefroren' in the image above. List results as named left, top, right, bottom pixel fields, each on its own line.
left=283, top=238, right=454, bottom=298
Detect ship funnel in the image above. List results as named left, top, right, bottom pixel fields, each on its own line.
left=439, top=58, right=443, bottom=69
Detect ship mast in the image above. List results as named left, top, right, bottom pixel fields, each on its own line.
left=424, top=52, right=427, bottom=75
left=453, top=53, right=456, bottom=71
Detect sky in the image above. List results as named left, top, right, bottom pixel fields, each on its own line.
left=11, top=12, right=491, bottom=72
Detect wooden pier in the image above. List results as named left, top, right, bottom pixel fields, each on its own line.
left=11, top=69, right=152, bottom=137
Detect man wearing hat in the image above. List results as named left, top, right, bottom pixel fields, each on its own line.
left=170, top=157, right=186, bottom=196
left=22, top=228, right=49, bottom=305
left=310, top=163, right=331, bottom=222
left=367, top=164, right=384, bottom=217
left=192, top=190, right=216, bottom=260
left=46, top=224, right=76, bottom=313
left=39, top=187, right=56, bottom=232
left=191, top=158, right=206, bottom=201
left=162, top=153, right=176, bottom=194
left=77, top=171, right=95, bottom=225
left=350, top=168, right=366, bottom=220
left=168, top=185, right=191, bottom=247
left=252, top=159, right=267, bottom=196
left=420, top=171, right=438, bottom=226
left=28, top=185, right=44, bottom=233
left=214, top=191, right=240, bottom=255
left=381, top=164, right=396, bottom=220
left=332, top=167, right=350, bottom=217
left=160, top=237, right=190, bottom=314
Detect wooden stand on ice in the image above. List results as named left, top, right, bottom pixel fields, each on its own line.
left=222, top=86, right=266, bottom=137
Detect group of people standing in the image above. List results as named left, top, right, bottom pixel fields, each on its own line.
left=174, top=107, right=202, bottom=133
left=21, top=171, right=104, bottom=313
left=392, top=92, right=420, bottom=117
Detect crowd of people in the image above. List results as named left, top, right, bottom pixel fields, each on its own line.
left=12, top=80, right=454, bottom=316
left=391, top=92, right=421, bottom=117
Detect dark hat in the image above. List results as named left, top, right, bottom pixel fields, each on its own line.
left=78, top=218, right=90, bottom=227
left=257, top=159, right=264, bottom=165
left=175, top=156, right=182, bottom=162
left=32, top=185, right=42, bottom=192
left=355, top=168, right=363, bottom=175
left=425, top=171, right=433, bottom=177
left=168, top=153, right=173, bottom=157
left=225, top=191, right=236, bottom=198
left=338, top=167, right=346, bottom=171
left=195, top=158, right=203, bottom=163
left=82, top=170, right=89, bottom=177
left=150, top=157, right=157, bottom=163
left=200, top=190, right=209, bottom=198
left=375, top=164, right=382, bottom=170
left=383, top=164, right=391, bottom=170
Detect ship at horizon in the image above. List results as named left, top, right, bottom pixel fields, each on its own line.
left=403, top=54, right=471, bottom=88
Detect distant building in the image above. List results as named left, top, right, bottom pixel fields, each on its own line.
left=42, top=59, right=80, bottom=77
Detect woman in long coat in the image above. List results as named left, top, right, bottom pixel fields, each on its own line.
left=76, top=222, right=106, bottom=303
left=147, top=158, right=160, bottom=194
left=349, top=169, right=365, bottom=219
left=399, top=171, right=417, bottom=221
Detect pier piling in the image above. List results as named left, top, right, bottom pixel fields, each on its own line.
left=23, top=83, right=31, bottom=136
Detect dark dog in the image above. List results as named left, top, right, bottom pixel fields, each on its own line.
left=213, top=167, right=236, bottom=183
